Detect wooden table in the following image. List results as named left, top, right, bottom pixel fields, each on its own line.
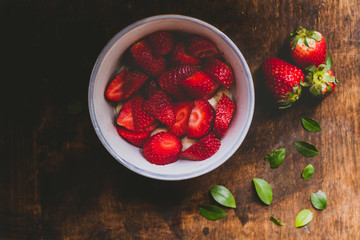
left=1, top=0, right=359, bottom=239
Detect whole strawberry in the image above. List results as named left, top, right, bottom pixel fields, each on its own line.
left=290, top=26, right=326, bottom=69
left=302, top=54, right=338, bottom=97
left=262, top=58, right=305, bottom=109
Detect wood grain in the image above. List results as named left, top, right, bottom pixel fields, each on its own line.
left=1, top=0, right=359, bottom=239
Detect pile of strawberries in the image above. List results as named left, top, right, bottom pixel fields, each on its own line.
left=262, top=26, right=339, bottom=109
left=105, top=31, right=236, bottom=165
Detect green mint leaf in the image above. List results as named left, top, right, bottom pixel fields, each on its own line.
left=199, top=205, right=227, bottom=220
left=210, top=185, right=236, bottom=208
left=302, top=164, right=315, bottom=180
left=295, top=209, right=313, bottom=227
left=253, top=178, right=273, bottom=205
left=264, top=148, right=285, bottom=168
left=270, top=216, right=285, bottom=226
left=301, top=117, right=321, bottom=132
left=294, top=141, right=319, bottom=157
left=311, top=190, right=327, bottom=210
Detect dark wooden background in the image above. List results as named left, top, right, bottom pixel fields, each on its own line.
left=1, top=0, right=359, bottom=239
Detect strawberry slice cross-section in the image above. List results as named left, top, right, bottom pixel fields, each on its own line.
left=143, top=132, right=182, bottom=165
left=187, top=99, right=215, bottom=139
left=105, top=68, right=149, bottom=101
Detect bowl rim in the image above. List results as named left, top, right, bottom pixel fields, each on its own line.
left=88, top=14, right=255, bottom=181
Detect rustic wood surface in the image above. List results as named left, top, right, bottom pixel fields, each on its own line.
left=1, top=0, right=360, bottom=239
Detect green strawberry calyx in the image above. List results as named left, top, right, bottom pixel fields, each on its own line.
left=302, top=54, right=339, bottom=97
left=278, top=84, right=302, bottom=109
left=290, top=26, right=322, bottom=49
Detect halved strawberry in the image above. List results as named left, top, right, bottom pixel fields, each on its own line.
left=143, top=90, right=176, bottom=126
left=170, top=42, right=201, bottom=66
left=116, top=127, right=151, bottom=147
left=116, top=98, right=135, bottom=131
left=186, top=36, right=219, bottom=59
left=158, top=65, right=198, bottom=100
left=105, top=69, right=149, bottom=101
left=187, top=99, right=215, bottom=139
left=180, top=133, right=221, bottom=161
left=130, top=39, right=166, bottom=77
left=140, top=78, right=160, bottom=99
left=131, top=95, right=156, bottom=132
left=213, top=94, right=235, bottom=139
left=168, top=101, right=194, bottom=137
left=202, top=58, right=234, bottom=89
left=181, top=71, right=217, bottom=99
left=143, top=132, right=182, bottom=165
left=148, top=31, right=174, bottom=56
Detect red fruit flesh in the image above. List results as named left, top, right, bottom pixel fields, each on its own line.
left=187, top=36, right=219, bottom=59
left=168, top=101, right=194, bottom=137
left=290, top=27, right=326, bottom=69
left=180, top=133, right=221, bottom=161
left=105, top=69, right=149, bottom=102
left=140, top=78, right=160, bottom=99
left=130, top=39, right=166, bottom=77
left=262, top=58, right=304, bottom=108
left=202, top=58, right=234, bottom=89
left=158, top=65, right=199, bottom=100
left=116, top=98, right=135, bottom=131
left=131, top=95, right=156, bottom=132
left=181, top=71, right=217, bottom=99
left=187, top=99, right=215, bottom=139
left=213, top=94, right=236, bottom=139
left=116, top=127, right=151, bottom=147
left=148, top=31, right=174, bottom=55
left=143, top=132, right=182, bottom=165
left=170, top=42, right=201, bottom=66
left=143, top=90, right=176, bottom=126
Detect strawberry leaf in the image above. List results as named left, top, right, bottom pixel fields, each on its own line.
left=309, top=32, right=322, bottom=41
left=324, top=54, right=333, bottom=72
left=304, top=38, right=310, bottom=48
left=264, top=148, right=285, bottom=168
left=301, top=117, right=321, bottom=132
left=210, top=185, right=236, bottom=208
left=294, top=141, right=319, bottom=157
left=311, top=190, right=327, bottom=210
left=295, top=209, right=313, bottom=227
left=199, top=205, right=227, bottom=220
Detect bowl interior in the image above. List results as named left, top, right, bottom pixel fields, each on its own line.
left=89, top=15, right=254, bottom=180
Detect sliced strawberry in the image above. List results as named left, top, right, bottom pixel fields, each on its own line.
left=202, top=58, right=234, bottom=89
left=213, top=94, right=235, bottom=139
left=181, top=71, right=217, bottom=99
left=144, top=120, right=159, bottom=132
left=143, top=90, right=176, bottom=126
left=141, top=78, right=160, bottom=99
left=131, top=95, right=156, bottom=132
left=116, top=98, right=135, bottom=131
left=186, top=36, right=219, bottom=59
left=168, top=101, right=194, bottom=137
left=116, top=127, right=151, bottom=147
left=158, top=65, right=198, bottom=100
left=130, top=39, right=166, bottom=77
left=170, top=42, right=201, bottom=66
left=148, top=31, right=174, bottom=55
left=143, top=132, right=182, bottom=165
left=180, top=133, right=221, bottom=161
left=105, top=69, right=149, bottom=101
left=187, top=99, right=214, bottom=139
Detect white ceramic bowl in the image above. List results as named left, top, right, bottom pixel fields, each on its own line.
left=88, top=14, right=254, bottom=181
